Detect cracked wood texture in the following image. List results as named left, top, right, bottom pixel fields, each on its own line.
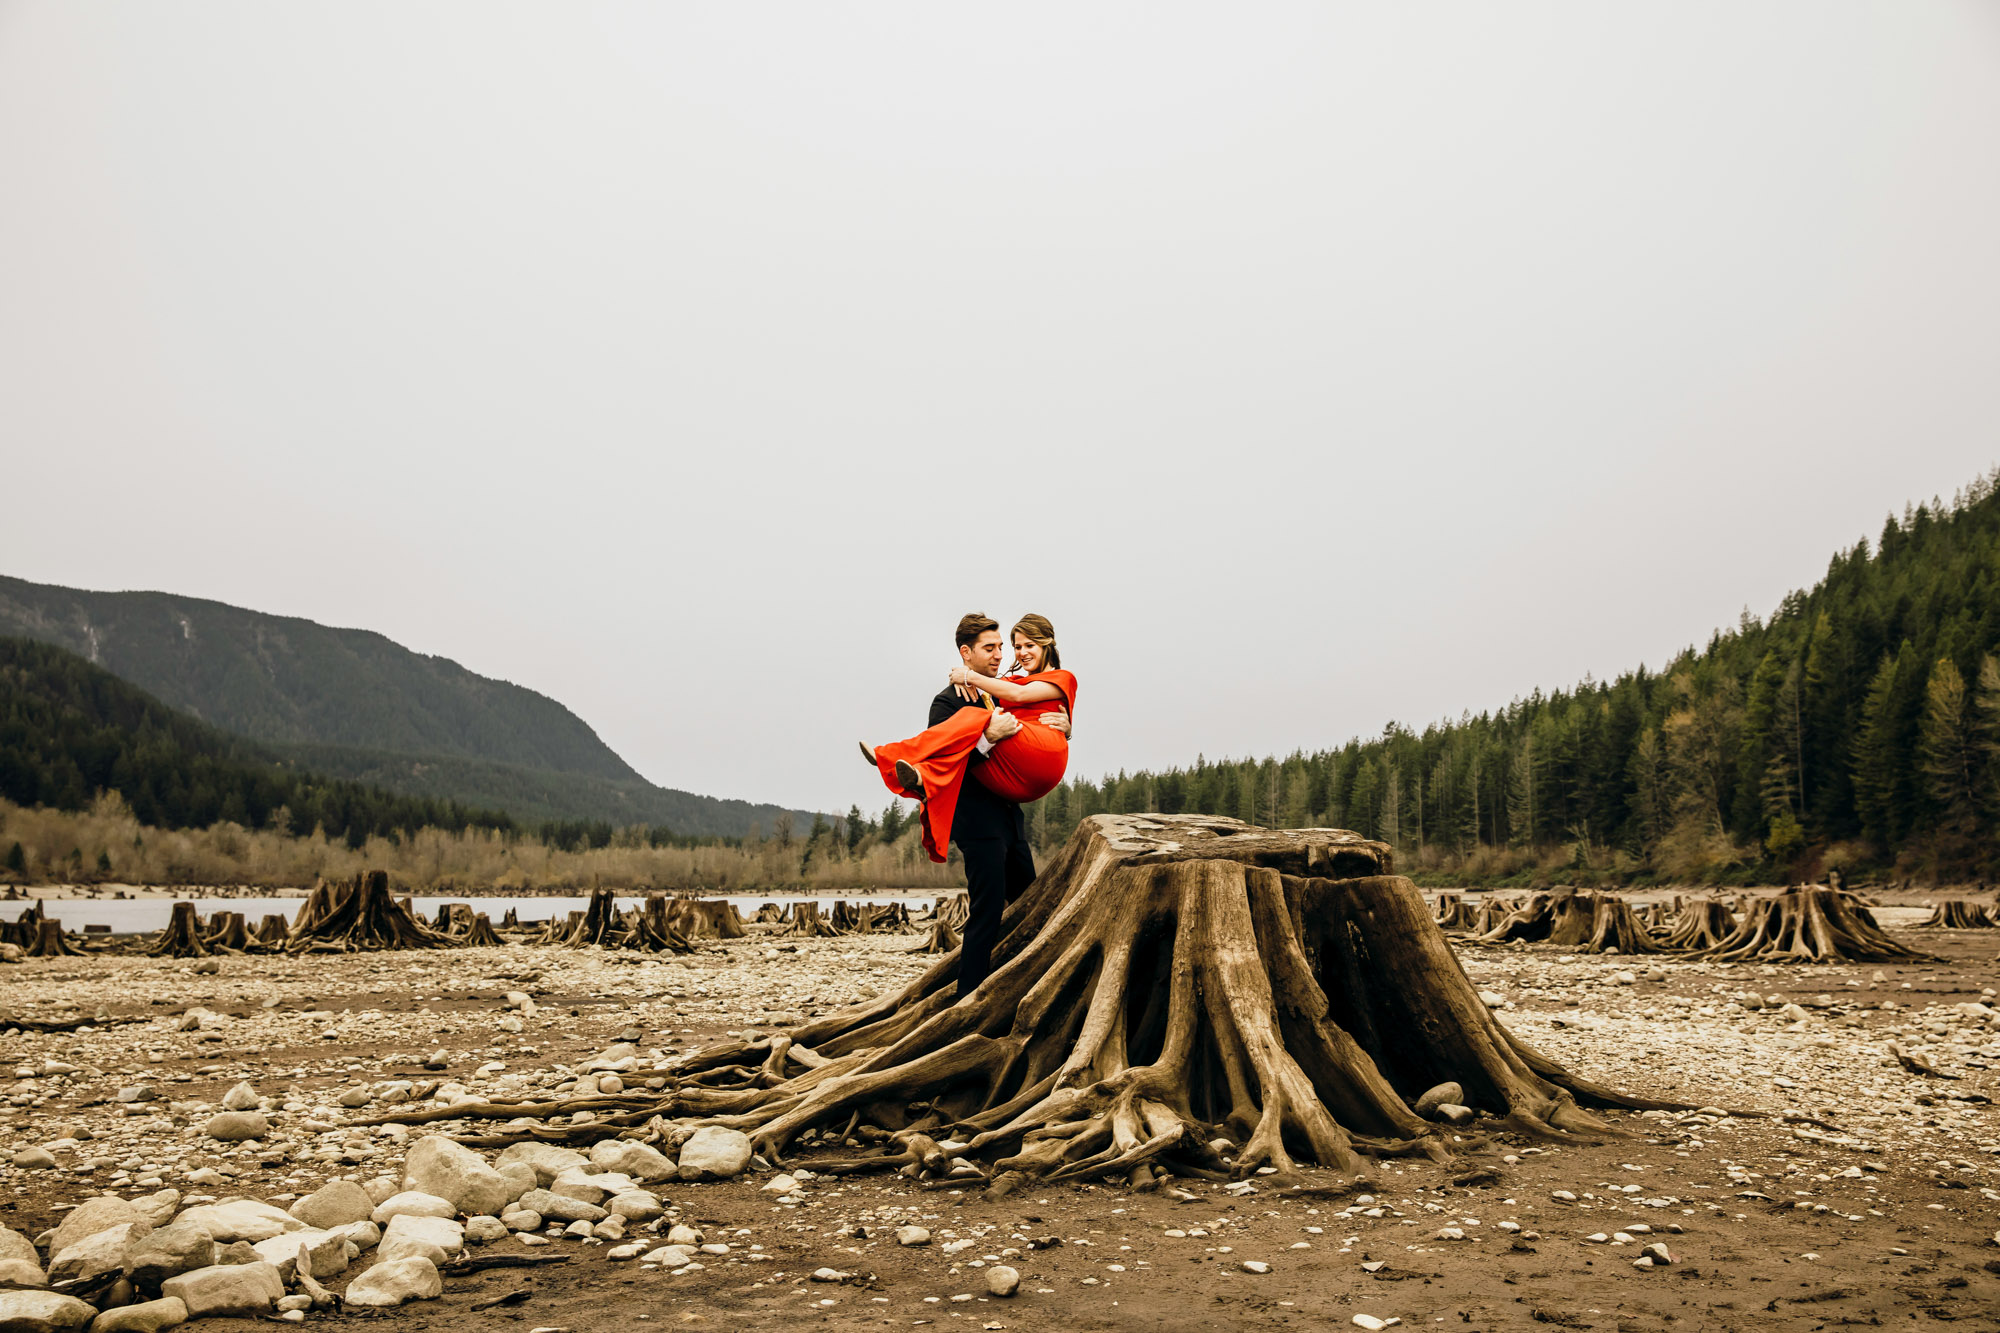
left=645, top=814, right=1659, bottom=1183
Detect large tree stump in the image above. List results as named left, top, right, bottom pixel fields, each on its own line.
left=1661, top=900, right=1736, bottom=951
left=291, top=878, right=352, bottom=935
left=669, top=900, right=748, bottom=940
left=1697, top=887, right=1938, bottom=963
left=1433, top=893, right=1476, bottom=931
left=150, top=902, right=210, bottom=958
left=25, top=919, right=75, bottom=957
left=252, top=914, right=290, bottom=949
left=479, top=817, right=1664, bottom=1183
left=462, top=914, right=506, bottom=947
left=1922, top=900, right=1997, bottom=929
left=286, top=870, right=453, bottom=952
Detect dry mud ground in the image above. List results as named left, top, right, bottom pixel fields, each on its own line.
left=2, top=922, right=1998, bottom=1332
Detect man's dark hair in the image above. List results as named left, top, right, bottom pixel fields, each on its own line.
left=955, top=613, right=1000, bottom=649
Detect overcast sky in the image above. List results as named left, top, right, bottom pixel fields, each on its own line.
left=4, top=3, right=1999, bottom=817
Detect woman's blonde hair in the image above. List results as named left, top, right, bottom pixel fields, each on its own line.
left=1010, top=613, right=1060, bottom=672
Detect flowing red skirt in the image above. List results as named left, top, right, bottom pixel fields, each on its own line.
left=875, top=706, right=1071, bottom=863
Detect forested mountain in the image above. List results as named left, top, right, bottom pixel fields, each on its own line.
left=0, top=575, right=816, bottom=837
left=0, top=637, right=514, bottom=847
left=1028, top=470, right=2000, bottom=885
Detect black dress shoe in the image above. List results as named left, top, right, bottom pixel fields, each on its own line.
left=894, top=760, right=925, bottom=799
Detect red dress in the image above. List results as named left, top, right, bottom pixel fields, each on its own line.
left=874, top=670, right=1077, bottom=864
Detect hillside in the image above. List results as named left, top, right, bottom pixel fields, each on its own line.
left=1027, top=469, right=2000, bottom=885
left=0, top=575, right=814, bottom=837
left=0, top=636, right=512, bottom=845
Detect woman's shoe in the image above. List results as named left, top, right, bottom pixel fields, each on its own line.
left=858, top=741, right=879, bottom=767
left=894, top=760, right=925, bottom=799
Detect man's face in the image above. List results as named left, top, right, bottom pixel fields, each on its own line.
left=960, top=630, right=1004, bottom=677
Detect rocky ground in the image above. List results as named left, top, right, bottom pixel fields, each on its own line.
left=0, top=918, right=1997, bottom=1332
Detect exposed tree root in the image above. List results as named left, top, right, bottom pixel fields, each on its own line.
left=416, top=816, right=1677, bottom=1183
left=1697, top=887, right=1940, bottom=964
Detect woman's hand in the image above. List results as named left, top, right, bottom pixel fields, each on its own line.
left=950, top=664, right=979, bottom=702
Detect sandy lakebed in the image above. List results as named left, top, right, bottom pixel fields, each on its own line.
left=0, top=910, right=1996, bottom=1332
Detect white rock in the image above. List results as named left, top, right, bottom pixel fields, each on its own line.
left=49, top=1223, right=145, bottom=1284
left=378, top=1214, right=464, bottom=1264
left=0, top=1225, right=46, bottom=1287
left=607, top=1191, right=663, bottom=1223
left=122, top=1220, right=216, bottom=1287
left=985, top=1265, right=1020, bottom=1296
left=251, top=1228, right=349, bottom=1280
left=464, top=1216, right=508, bottom=1244
left=289, top=1181, right=374, bottom=1230
left=369, top=1192, right=457, bottom=1227
left=160, top=1261, right=285, bottom=1317
left=50, top=1198, right=147, bottom=1255
left=1240, top=1260, right=1271, bottom=1274
left=403, top=1136, right=517, bottom=1217
left=895, top=1226, right=931, bottom=1247
left=677, top=1127, right=752, bottom=1180
left=494, top=1143, right=588, bottom=1187
left=341, top=1255, right=443, bottom=1308
left=174, top=1200, right=302, bottom=1245
left=201, top=1112, right=269, bottom=1142
left=760, top=1173, right=801, bottom=1196
left=0, top=1292, right=97, bottom=1332
left=220, top=1082, right=260, bottom=1112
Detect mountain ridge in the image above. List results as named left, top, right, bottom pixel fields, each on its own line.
left=0, top=574, right=816, bottom=837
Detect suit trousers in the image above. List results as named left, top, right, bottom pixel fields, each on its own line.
left=957, top=833, right=1038, bottom=997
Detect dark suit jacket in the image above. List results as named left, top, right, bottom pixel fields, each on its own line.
left=930, top=686, right=1028, bottom=844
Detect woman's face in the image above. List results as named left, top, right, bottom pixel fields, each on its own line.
left=1012, top=634, right=1042, bottom=673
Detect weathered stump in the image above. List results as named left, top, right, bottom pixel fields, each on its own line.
left=1661, top=900, right=1735, bottom=951
left=1922, top=900, right=1997, bottom=929
left=670, top=900, right=747, bottom=940
left=204, top=911, right=253, bottom=952
left=286, top=870, right=452, bottom=952
left=150, top=902, right=210, bottom=958
left=1580, top=897, right=1665, bottom=955
left=562, top=817, right=1667, bottom=1182
left=462, top=914, right=506, bottom=947
left=910, top=916, right=962, bottom=955
left=1698, top=887, right=1938, bottom=963
left=26, top=919, right=75, bottom=957
left=932, top=892, right=970, bottom=931
left=752, top=902, right=786, bottom=924
left=291, top=878, right=352, bottom=935
left=786, top=901, right=842, bottom=937
left=1433, top=893, right=1477, bottom=931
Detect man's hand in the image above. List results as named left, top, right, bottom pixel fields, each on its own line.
left=1042, top=708, right=1070, bottom=737
left=984, top=710, right=1021, bottom=743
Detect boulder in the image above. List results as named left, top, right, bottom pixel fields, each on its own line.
left=676, top=1127, right=752, bottom=1180
left=172, top=1200, right=301, bottom=1245
left=368, top=1192, right=455, bottom=1227
left=400, top=1137, right=517, bottom=1217
left=494, top=1162, right=537, bottom=1200
left=220, top=1082, right=260, bottom=1112
left=49, top=1223, right=146, bottom=1285
left=514, top=1189, right=605, bottom=1224
left=251, top=1228, right=348, bottom=1280
left=377, top=1215, right=463, bottom=1265
left=50, top=1198, right=148, bottom=1256
left=1413, top=1082, right=1466, bottom=1120
left=122, top=1221, right=215, bottom=1290
left=86, top=1296, right=188, bottom=1333
left=160, top=1261, right=284, bottom=1318
left=0, top=1292, right=97, bottom=1332
left=128, top=1193, right=181, bottom=1230
left=329, top=1220, right=380, bottom=1252
left=289, top=1181, right=374, bottom=1230
left=606, top=1191, right=663, bottom=1223
left=588, top=1139, right=676, bottom=1182
left=200, top=1112, right=269, bottom=1142
left=494, top=1143, right=588, bottom=1186
left=341, top=1256, right=442, bottom=1308
left=0, top=1225, right=47, bottom=1286
left=463, top=1216, right=507, bottom=1244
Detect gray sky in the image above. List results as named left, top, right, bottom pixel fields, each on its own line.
left=5, top=3, right=1999, bottom=817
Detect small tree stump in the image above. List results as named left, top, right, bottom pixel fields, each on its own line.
left=786, top=901, right=841, bottom=937
left=150, top=902, right=210, bottom=958
left=1698, top=887, right=1938, bottom=963
left=1921, top=900, right=1996, bottom=929
left=1661, top=899, right=1735, bottom=951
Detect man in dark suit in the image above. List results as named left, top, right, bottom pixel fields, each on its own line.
left=932, top=613, right=1067, bottom=997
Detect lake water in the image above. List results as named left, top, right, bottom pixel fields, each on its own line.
left=0, top=893, right=938, bottom=936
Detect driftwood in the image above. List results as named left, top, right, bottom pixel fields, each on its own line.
left=1921, top=900, right=1997, bottom=929
left=150, top=902, right=210, bottom=958
left=376, top=816, right=1684, bottom=1185
left=1661, top=899, right=1736, bottom=951
left=286, top=871, right=452, bottom=952
left=1697, top=887, right=1939, bottom=964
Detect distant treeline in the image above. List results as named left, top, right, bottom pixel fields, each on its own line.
left=1027, top=470, right=2000, bottom=886
left=0, top=637, right=818, bottom=871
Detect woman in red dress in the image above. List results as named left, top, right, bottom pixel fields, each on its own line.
left=861, top=614, right=1076, bottom=864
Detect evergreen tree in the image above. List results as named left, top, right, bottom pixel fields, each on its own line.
left=1918, top=658, right=1976, bottom=823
